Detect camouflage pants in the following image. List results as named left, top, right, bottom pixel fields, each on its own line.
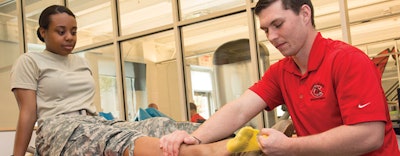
left=35, top=115, right=200, bottom=156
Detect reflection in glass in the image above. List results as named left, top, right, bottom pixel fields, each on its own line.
left=124, top=61, right=146, bottom=121
left=213, top=39, right=266, bottom=104
left=24, top=0, right=61, bottom=52
left=0, top=0, right=21, bottom=128
left=118, top=0, right=173, bottom=35
left=76, top=45, right=123, bottom=119
left=346, top=1, right=400, bottom=46
left=347, top=0, right=400, bottom=24
left=68, top=0, right=113, bottom=48
left=182, top=13, right=264, bottom=127
left=350, top=13, right=400, bottom=46
left=121, top=31, right=183, bottom=121
left=180, top=0, right=245, bottom=20
left=313, top=0, right=341, bottom=31
left=191, top=68, right=213, bottom=119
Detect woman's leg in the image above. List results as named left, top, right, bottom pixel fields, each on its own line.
left=125, top=136, right=230, bottom=156
left=115, top=117, right=200, bottom=138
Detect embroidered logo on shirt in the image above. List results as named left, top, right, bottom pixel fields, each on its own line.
left=310, top=83, right=324, bottom=99
left=358, top=102, right=371, bottom=108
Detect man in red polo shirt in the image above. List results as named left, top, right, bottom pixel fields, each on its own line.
left=160, top=0, right=400, bottom=155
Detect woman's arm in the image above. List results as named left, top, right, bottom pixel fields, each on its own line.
left=13, top=89, right=37, bottom=156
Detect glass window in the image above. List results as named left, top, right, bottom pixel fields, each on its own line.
left=0, top=0, right=21, bottom=129
left=76, top=45, right=123, bottom=119
left=121, top=30, right=183, bottom=121
left=190, top=68, right=213, bottom=119
left=347, top=0, right=399, bottom=23
left=182, top=13, right=263, bottom=127
left=118, top=0, right=173, bottom=36
left=180, top=0, right=246, bottom=20
left=347, top=0, right=400, bottom=45
left=313, top=0, right=342, bottom=40
left=24, top=0, right=61, bottom=52
left=351, top=17, right=400, bottom=46
left=68, top=0, right=113, bottom=48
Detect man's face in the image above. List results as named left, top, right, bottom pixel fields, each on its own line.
left=258, top=1, right=308, bottom=57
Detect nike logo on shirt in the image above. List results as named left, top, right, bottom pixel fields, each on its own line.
left=358, top=102, right=371, bottom=108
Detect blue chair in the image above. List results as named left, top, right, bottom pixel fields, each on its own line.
left=99, top=112, right=115, bottom=120
left=145, top=108, right=173, bottom=120
left=134, top=107, right=175, bottom=121
left=134, top=108, right=153, bottom=121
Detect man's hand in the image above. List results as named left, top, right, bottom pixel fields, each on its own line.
left=257, top=128, right=291, bottom=156
left=160, top=130, right=199, bottom=156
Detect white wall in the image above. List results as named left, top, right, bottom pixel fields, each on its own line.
left=0, top=131, right=35, bottom=156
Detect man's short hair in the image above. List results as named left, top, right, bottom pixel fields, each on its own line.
left=189, top=102, right=197, bottom=111
left=254, top=0, right=315, bottom=27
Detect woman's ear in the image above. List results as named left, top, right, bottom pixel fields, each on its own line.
left=39, top=27, right=46, bottom=41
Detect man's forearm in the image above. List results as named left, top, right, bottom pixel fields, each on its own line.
left=287, top=122, right=384, bottom=156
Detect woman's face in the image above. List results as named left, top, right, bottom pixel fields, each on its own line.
left=40, top=13, right=77, bottom=56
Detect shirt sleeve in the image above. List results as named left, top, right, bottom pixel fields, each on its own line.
left=249, top=62, right=284, bottom=111
left=334, top=48, right=388, bottom=125
left=10, top=54, right=39, bottom=91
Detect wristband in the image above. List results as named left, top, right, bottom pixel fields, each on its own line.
left=192, top=135, right=202, bottom=144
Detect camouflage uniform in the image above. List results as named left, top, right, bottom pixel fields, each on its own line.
left=35, top=115, right=200, bottom=156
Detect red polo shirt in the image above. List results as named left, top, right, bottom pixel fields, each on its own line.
left=250, top=33, right=399, bottom=155
left=191, top=113, right=205, bottom=123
